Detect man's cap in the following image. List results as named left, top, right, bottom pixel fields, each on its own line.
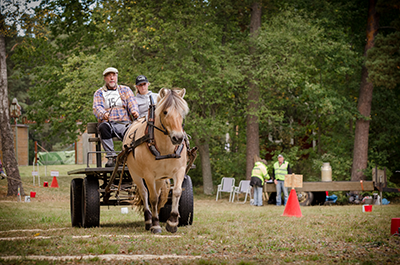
left=103, top=67, right=118, bottom=76
left=278, top=154, right=284, bottom=158
left=136, top=75, right=148, bottom=85
left=261, top=159, right=267, bottom=165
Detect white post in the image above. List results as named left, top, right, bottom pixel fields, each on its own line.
left=38, top=163, right=40, bottom=187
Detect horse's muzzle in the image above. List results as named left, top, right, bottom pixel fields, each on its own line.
left=170, top=132, right=184, bottom=145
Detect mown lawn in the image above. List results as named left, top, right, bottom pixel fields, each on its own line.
left=0, top=165, right=399, bottom=264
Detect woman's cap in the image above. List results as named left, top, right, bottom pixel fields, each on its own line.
left=136, top=75, right=148, bottom=85
left=103, top=67, right=118, bottom=76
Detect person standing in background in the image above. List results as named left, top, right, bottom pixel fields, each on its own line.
left=250, top=159, right=270, bottom=206
left=272, top=154, right=292, bottom=206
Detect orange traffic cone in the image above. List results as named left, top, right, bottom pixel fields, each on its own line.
left=50, top=176, right=59, bottom=188
left=282, top=188, right=302, bottom=217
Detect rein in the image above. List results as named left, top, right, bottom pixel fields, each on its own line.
left=124, top=96, right=184, bottom=160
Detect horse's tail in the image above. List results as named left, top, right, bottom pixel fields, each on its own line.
left=157, top=180, right=170, bottom=214
left=132, top=191, right=144, bottom=212
left=132, top=180, right=171, bottom=214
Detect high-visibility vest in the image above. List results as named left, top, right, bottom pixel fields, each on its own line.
left=251, top=162, right=270, bottom=182
left=274, top=161, right=289, bottom=180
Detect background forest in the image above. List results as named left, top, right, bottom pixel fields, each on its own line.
left=2, top=0, right=400, bottom=194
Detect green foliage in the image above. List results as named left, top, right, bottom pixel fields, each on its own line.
left=251, top=9, right=361, bottom=181
left=368, top=88, right=400, bottom=178
left=366, top=32, right=400, bottom=89
left=312, top=152, right=353, bottom=181
left=208, top=136, right=247, bottom=185
left=6, top=0, right=400, bottom=192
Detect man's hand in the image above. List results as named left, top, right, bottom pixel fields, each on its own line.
left=274, top=179, right=278, bottom=185
left=132, top=111, right=139, bottom=119
left=104, top=112, right=110, bottom=121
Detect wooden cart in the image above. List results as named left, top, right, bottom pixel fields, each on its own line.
left=68, top=122, right=195, bottom=228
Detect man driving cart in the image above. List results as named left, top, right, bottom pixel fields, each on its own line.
left=93, top=67, right=139, bottom=167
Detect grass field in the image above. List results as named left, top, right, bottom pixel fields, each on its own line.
left=0, top=165, right=399, bottom=264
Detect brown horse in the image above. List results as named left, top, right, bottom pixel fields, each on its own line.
left=123, top=88, right=189, bottom=234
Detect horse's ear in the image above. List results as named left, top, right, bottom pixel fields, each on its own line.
left=159, top=88, right=169, bottom=99
left=177, top=88, right=186, bottom=98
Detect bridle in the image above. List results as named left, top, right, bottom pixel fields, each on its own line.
left=153, top=116, right=169, bottom=136
left=125, top=95, right=186, bottom=160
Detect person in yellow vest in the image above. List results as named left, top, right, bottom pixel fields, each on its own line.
left=272, top=154, right=292, bottom=206
left=250, top=159, right=270, bottom=206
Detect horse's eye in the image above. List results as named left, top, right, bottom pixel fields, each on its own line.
left=163, top=111, right=168, bottom=115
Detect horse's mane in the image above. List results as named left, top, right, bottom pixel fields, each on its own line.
left=155, top=89, right=189, bottom=118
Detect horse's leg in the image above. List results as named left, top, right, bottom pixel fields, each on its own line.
left=131, top=174, right=152, bottom=231
left=148, top=180, right=163, bottom=234
left=166, top=169, right=185, bottom=233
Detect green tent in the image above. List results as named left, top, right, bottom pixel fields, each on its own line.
left=37, top=151, right=75, bottom=165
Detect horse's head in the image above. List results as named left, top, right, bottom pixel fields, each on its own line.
left=156, top=88, right=189, bottom=145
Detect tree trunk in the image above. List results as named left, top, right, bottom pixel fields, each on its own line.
left=195, top=138, right=213, bottom=195
left=245, top=2, right=262, bottom=180
left=0, top=21, right=24, bottom=196
left=351, top=0, right=379, bottom=181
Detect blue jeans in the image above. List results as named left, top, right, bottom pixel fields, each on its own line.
left=276, top=180, right=288, bottom=206
left=253, top=186, right=263, bottom=206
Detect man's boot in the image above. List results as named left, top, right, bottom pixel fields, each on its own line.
left=105, top=157, right=116, bottom=167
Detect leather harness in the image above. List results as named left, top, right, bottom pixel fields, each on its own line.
left=124, top=96, right=186, bottom=160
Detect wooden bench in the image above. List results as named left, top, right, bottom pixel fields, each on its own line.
left=87, top=122, right=122, bottom=168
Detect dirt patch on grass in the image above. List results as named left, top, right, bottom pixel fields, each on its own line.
left=0, top=234, right=182, bottom=241
left=0, top=254, right=202, bottom=262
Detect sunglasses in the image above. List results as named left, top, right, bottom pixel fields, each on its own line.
left=137, top=83, right=147, bottom=87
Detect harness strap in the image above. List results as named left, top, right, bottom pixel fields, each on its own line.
left=123, top=95, right=191, bottom=161
left=124, top=128, right=150, bottom=158
left=152, top=116, right=168, bottom=135
left=149, top=142, right=184, bottom=160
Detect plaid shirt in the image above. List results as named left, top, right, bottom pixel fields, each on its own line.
left=93, top=85, right=138, bottom=123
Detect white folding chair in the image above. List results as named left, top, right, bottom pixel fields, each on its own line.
left=216, top=177, right=235, bottom=202
left=232, top=180, right=252, bottom=203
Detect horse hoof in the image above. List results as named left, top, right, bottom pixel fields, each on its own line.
left=151, top=226, right=162, bottom=234
left=145, top=224, right=151, bottom=231
left=166, top=223, right=178, bottom=233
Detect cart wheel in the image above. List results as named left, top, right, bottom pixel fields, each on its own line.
left=70, top=178, right=83, bottom=227
left=298, top=191, right=314, bottom=206
left=82, top=176, right=100, bottom=228
left=178, top=175, right=194, bottom=226
left=313, top=192, right=327, bottom=205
